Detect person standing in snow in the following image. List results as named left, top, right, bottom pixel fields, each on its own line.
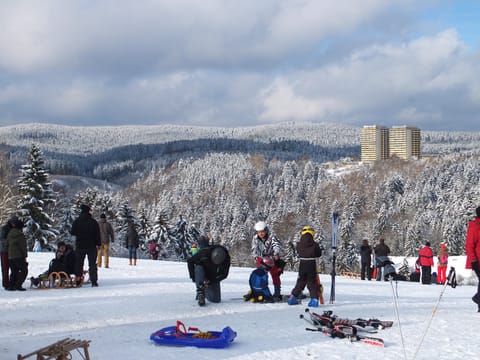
left=437, top=243, right=449, bottom=285
left=288, top=226, right=322, bottom=307
left=418, top=242, right=434, bottom=284
left=251, top=221, right=284, bottom=301
left=373, top=238, right=390, bottom=281
left=465, top=206, right=480, bottom=311
left=71, top=204, right=101, bottom=287
left=359, top=239, right=373, bottom=281
left=125, top=218, right=139, bottom=266
left=0, top=217, right=14, bottom=290
left=187, top=235, right=230, bottom=306
left=6, top=218, right=28, bottom=291
left=96, top=213, right=115, bottom=268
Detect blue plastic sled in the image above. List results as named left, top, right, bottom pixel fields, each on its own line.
left=150, top=321, right=237, bottom=349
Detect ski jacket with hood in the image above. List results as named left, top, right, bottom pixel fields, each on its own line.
left=465, top=217, right=480, bottom=269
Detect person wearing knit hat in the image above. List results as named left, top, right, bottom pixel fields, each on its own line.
left=288, top=226, right=322, bottom=307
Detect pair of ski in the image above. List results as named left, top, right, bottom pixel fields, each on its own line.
left=300, top=308, right=393, bottom=347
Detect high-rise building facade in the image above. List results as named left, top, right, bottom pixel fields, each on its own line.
left=389, top=126, right=421, bottom=160
left=360, top=125, right=389, bottom=162
left=360, top=125, right=421, bottom=162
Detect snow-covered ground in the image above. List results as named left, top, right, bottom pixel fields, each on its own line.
left=2, top=253, right=478, bottom=360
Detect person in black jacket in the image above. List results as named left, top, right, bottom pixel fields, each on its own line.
left=71, top=204, right=101, bottom=287
left=288, top=226, right=322, bottom=307
left=187, top=235, right=230, bottom=306
left=360, top=239, right=372, bottom=280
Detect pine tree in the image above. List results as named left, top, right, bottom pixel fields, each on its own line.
left=17, top=144, right=58, bottom=250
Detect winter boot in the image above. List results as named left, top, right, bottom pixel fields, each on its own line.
left=133, top=259, right=137, bottom=266
left=308, top=298, right=319, bottom=308
left=243, top=289, right=253, bottom=302
left=197, top=286, right=206, bottom=307
left=273, top=285, right=282, bottom=301
left=287, top=295, right=300, bottom=305
left=129, top=259, right=132, bottom=266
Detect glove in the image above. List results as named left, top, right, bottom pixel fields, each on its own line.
left=472, top=261, right=479, bottom=272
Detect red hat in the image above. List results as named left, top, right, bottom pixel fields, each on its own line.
left=191, top=243, right=197, bottom=248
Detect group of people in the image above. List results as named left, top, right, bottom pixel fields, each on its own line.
left=0, top=204, right=124, bottom=291
left=4, top=203, right=480, bottom=315
left=187, top=221, right=324, bottom=308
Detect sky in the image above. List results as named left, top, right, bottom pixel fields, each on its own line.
left=2, top=253, right=478, bottom=359
left=0, top=1, right=479, bottom=131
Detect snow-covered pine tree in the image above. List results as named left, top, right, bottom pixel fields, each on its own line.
left=17, top=144, right=58, bottom=250
left=116, top=200, right=137, bottom=249
left=136, top=207, right=151, bottom=252
left=0, top=152, right=16, bottom=222
left=168, top=217, right=200, bottom=261
left=398, top=257, right=411, bottom=280
left=149, top=210, right=171, bottom=259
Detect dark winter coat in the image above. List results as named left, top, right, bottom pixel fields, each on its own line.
left=71, top=212, right=101, bottom=250
left=125, top=224, right=139, bottom=248
left=0, top=223, right=12, bottom=252
left=187, top=245, right=230, bottom=284
left=373, top=242, right=390, bottom=257
left=6, top=228, right=28, bottom=259
left=296, top=233, right=321, bottom=260
left=360, top=245, right=372, bottom=265
left=466, top=217, right=480, bottom=269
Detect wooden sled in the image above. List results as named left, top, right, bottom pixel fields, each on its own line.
left=17, top=337, right=91, bottom=360
left=30, top=271, right=90, bottom=289
left=340, top=271, right=361, bottom=279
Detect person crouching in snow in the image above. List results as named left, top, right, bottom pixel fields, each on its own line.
left=288, top=226, right=322, bottom=307
left=187, top=235, right=231, bottom=306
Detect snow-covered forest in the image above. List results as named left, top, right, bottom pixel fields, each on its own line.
left=0, top=122, right=479, bottom=273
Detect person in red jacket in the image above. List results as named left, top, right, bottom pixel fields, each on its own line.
left=418, top=242, right=434, bottom=284
left=465, top=206, right=480, bottom=311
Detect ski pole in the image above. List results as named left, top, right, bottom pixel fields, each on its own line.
left=389, top=276, right=407, bottom=360
left=412, top=267, right=456, bottom=360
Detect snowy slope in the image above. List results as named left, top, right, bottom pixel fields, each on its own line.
left=1, top=253, right=478, bottom=360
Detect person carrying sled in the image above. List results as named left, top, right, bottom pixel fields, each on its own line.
left=359, top=239, right=372, bottom=281
left=418, top=242, right=434, bottom=284
left=437, top=243, right=449, bottom=285
left=288, top=226, right=322, bottom=307
left=187, top=235, right=230, bottom=306
left=251, top=221, right=284, bottom=301
left=465, top=206, right=480, bottom=311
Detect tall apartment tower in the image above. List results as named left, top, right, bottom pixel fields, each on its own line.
left=360, top=125, right=389, bottom=162
left=389, top=126, right=421, bottom=160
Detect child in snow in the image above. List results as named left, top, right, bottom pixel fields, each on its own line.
left=437, top=243, right=448, bottom=285
left=288, top=226, right=322, bottom=307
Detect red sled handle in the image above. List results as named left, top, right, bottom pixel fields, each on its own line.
left=176, top=320, right=200, bottom=334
